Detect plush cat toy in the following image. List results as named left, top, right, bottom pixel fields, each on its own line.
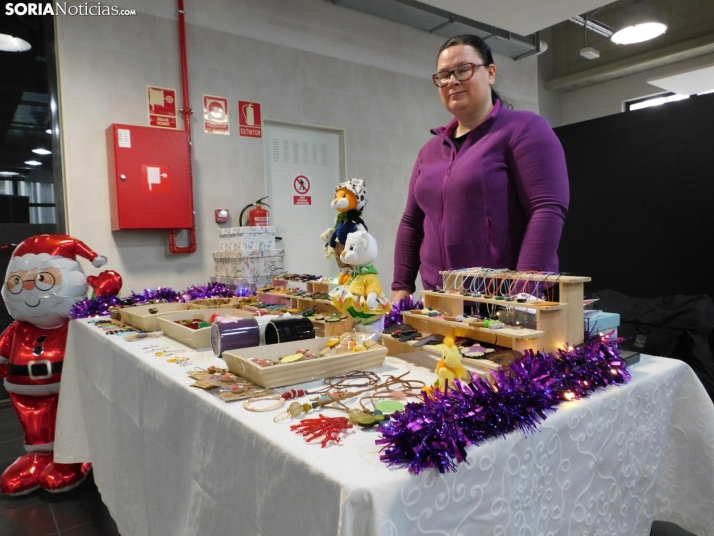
left=329, top=230, right=390, bottom=335
left=320, top=178, right=368, bottom=284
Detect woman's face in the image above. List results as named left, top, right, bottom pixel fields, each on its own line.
left=436, top=44, right=497, bottom=120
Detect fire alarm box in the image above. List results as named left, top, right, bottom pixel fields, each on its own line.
left=215, top=209, right=230, bottom=223
left=106, top=124, right=193, bottom=230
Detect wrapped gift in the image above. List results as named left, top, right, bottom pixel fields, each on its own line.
left=219, top=226, right=276, bottom=251
left=213, top=248, right=284, bottom=281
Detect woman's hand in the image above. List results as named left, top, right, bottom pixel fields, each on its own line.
left=390, top=289, right=411, bottom=304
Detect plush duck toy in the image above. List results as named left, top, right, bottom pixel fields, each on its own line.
left=429, top=337, right=471, bottom=394
left=329, top=230, right=391, bottom=335
left=320, top=178, right=368, bottom=284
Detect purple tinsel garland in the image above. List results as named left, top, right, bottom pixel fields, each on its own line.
left=71, top=282, right=256, bottom=319
left=376, top=337, right=630, bottom=474
left=128, top=286, right=184, bottom=305
left=70, top=295, right=124, bottom=319
left=384, top=296, right=424, bottom=329
left=181, top=282, right=236, bottom=301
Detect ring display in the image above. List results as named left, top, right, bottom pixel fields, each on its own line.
left=264, top=317, right=315, bottom=345
left=211, top=318, right=260, bottom=356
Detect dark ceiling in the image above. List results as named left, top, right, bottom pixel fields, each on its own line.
left=0, top=8, right=53, bottom=183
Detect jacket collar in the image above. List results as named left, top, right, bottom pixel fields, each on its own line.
left=431, top=99, right=502, bottom=139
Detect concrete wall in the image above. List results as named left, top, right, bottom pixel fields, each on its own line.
left=539, top=36, right=714, bottom=127
left=56, top=0, right=540, bottom=292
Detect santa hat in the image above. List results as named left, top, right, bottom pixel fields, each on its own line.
left=12, top=234, right=107, bottom=268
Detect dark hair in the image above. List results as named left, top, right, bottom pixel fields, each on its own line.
left=438, top=34, right=502, bottom=105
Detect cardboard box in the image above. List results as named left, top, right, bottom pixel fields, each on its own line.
left=224, top=338, right=387, bottom=388
left=157, top=308, right=254, bottom=349
left=585, top=312, right=620, bottom=337
left=213, top=248, right=285, bottom=281
left=213, top=275, right=272, bottom=288
left=119, top=303, right=190, bottom=332
left=219, top=226, right=276, bottom=251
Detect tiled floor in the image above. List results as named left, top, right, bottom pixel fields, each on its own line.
left=0, top=404, right=699, bottom=536
left=0, top=406, right=120, bottom=536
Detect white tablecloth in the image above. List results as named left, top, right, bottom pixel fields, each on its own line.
left=55, top=319, right=714, bottom=536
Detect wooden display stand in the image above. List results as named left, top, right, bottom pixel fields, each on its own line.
left=382, top=272, right=590, bottom=359
left=251, top=278, right=354, bottom=338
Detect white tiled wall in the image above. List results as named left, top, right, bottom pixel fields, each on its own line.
left=55, top=0, right=539, bottom=293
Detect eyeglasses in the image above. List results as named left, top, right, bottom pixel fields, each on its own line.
left=5, top=272, right=56, bottom=294
left=432, top=62, right=488, bottom=88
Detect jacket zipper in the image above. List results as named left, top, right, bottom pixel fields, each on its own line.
left=488, top=216, right=500, bottom=265
left=439, top=144, right=456, bottom=271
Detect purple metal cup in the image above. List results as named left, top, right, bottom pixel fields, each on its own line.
left=211, top=317, right=260, bottom=356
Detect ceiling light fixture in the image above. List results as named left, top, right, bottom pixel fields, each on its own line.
left=32, top=148, right=51, bottom=155
left=45, top=128, right=52, bottom=134
left=0, top=15, right=32, bottom=52
left=0, top=171, right=20, bottom=177
left=611, top=0, right=667, bottom=45
left=25, top=160, right=42, bottom=166
left=580, top=47, right=600, bottom=60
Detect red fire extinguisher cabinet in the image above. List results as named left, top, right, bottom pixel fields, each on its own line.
left=106, top=124, right=194, bottom=230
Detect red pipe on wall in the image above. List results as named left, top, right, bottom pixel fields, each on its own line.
left=169, top=0, right=198, bottom=254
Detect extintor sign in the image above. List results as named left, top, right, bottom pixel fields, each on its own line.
left=238, top=100, right=262, bottom=138
left=141, top=165, right=172, bottom=193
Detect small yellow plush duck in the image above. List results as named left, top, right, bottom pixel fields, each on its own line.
left=432, top=336, right=470, bottom=393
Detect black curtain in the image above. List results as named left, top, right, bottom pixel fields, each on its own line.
left=554, top=93, right=714, bottom=299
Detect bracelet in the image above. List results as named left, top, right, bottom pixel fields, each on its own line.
left=243, top=395, right=286, bottom=412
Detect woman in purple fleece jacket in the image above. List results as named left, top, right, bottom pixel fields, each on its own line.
left=391, top=35, right=569, bottom=301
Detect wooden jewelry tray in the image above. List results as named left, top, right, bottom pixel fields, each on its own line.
left=223, top=337, right=388, bottom=388
left=157, top=308, right=254, bottom=349
left=118, top=303, right=190, bottom=332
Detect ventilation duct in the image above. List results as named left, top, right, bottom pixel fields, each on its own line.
left=331, top=0, right=543, bottom=60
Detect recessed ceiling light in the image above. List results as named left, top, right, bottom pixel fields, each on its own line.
left=0, top=34, right=32, bottom=52
left=612, top=22, right=667, bottom=45
left=0, top=171, right=20, bottom=177
left=32, top=148, right=51, bottom=155
left=611, top=2, right=667, bottom=45
left=25, top=160, right=42, bottom=166
left=45, top=128, right=52, bottom=134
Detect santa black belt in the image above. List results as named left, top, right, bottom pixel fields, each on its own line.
left=8, top=361, right=63, bottom=380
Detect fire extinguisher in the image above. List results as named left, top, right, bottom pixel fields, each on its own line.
left=239, top=196, right=270, bottom=227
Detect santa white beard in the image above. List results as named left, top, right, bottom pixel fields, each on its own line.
left=2, top=255, right=89, bottom=329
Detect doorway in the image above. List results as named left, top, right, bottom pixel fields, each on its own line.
left=264, top=123, right=345, bottom=278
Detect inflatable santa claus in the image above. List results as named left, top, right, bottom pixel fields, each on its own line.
left=0, top=234, right=110, bottom=495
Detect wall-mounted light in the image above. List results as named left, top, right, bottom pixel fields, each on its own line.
left=611, top=0, right=667, bottom=45
left=0, top=15, right=32, bottom=52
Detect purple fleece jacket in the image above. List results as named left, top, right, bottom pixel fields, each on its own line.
left=392, top=100, right=569, bottom=292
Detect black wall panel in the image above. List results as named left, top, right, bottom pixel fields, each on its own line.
left=554, top=93, right=714, bottom=299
